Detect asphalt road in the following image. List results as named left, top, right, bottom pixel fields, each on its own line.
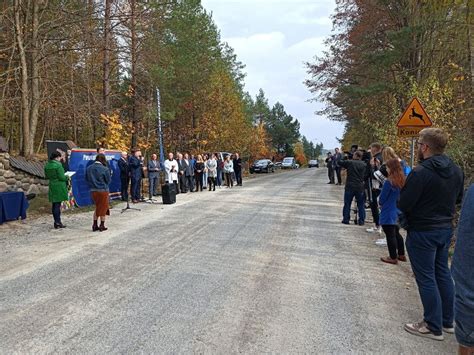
left=0, top=168, right=457, bottom=353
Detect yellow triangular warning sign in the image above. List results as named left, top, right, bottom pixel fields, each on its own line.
left=397, top=97, right=433, bottom=127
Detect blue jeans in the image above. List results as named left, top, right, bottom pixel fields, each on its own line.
left=148, top=174, right=159, bottom=198
left=406, top=228, right=454, bottom=335
left=342, top=190, right=365, bottom=224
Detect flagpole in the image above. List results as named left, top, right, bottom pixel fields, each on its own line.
left=156, top=88, right=164, bottom=168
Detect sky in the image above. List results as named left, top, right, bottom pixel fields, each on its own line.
left=201, top=0, right=345, bottom=150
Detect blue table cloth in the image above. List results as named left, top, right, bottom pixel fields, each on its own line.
left=0, top=191, right=29, bottom=225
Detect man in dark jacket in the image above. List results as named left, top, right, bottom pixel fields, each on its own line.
left=118, top=151, right=130, bottom=201
left=184, top=153, right=194, bottom=192
left=325, top=152, right=335, bottom=184
left=147, top=153, right=160, bottom=199
left=337, top=150, right=367, bottom=225
left=177, top=153, right=189, bottom=193
left=400, top=128, right=464, bottom=341
left=333, top=147, right=343, bottom=185
left=233, top=153, right=243, bottom=186
left=129, top=149, right=143, bottom=203
left=452, top=184, right=474, bottom=354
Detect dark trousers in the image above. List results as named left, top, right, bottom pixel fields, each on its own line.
left=235, top=169, right=242, bottom=185
left=148, top=175, right=159, bottom=198
left=406, top=228, right=454, bottom=335
left=327, top=166, right=335, bottom=183
left=216, top=170, right=222, bottom=186
left=185, top=175, right=194, bottom=192
left=131, top=177, right=141, bottom=201
left=342, top=189, right=365, bottom=224
left=52, top=202, right=61, bottom=224
left=173, top=180, right=179, bottom=194
left=208, top=177, right=216, bottom=190
left=335, top=167, right=342, bottom=184
left=120, top=176, right=129, bottom=201
left=179, top=174, right=187, bottom=193
left=369, top=189, right=381, bottom=226
left=382, top=225, right=405, bottom=259
left=195, top=173, right=203, bottom=191
left=225, top=172, right=233, bottom=187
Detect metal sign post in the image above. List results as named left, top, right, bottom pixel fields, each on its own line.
left=410, top=137, right=415, bottom=168
left=156, top=88, right=164, bottom=168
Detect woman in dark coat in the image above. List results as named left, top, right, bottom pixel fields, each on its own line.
left=86, top=154, right=111, bottom=231
left=194, top=155, right=205, bottom=192
left=44, top=151, right=69, bottom=229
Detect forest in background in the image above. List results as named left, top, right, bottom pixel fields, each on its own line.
left=306, top=0, right=473, bottom=182
left=1, top=0, right=322, bottom=165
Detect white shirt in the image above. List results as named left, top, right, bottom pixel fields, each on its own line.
left=164, top=159, right=178, bottom=182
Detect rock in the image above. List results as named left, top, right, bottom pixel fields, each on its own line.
left=39, top=179, right=48, bottom=186
left=0, top=182, right=7, bottom=192
left=27, top=184, right=40, bottom=195
left=4, top=153, right=9, bottom=159
left=4, top=170, right=15, bottom=178
left=3, top=161, right=9, bottom=169
left=6, top=178, right=16, bottom=185
left=22, top=183, right=30, bottom=191
left=21, top=178, right=30, bottom=183
left=0, top=162, right=3, bottom=169
left=0, top=176, right=4, bottom=182
left=0, top=170, right=3, bottom=176
left=39, top=186, right=49, bottom=194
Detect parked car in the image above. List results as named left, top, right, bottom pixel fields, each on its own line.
left=308, top=159, right=319, bottom=168
left=250, top=159, right=274, bottom=174
left=281, top=157, right=296, bottom=169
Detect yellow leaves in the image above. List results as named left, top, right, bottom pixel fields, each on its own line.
left=96, top=111, right=131, bottom=152
left=294, top=141, right=307, bottom=166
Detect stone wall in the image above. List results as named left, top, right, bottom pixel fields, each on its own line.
left=0, top=153, right=48, bottom=194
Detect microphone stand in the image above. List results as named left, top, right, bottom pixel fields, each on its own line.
left=121, top=178, right=140, bottom=213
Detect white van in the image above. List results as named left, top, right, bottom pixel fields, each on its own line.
left=281, top=157, right=296, bottom=169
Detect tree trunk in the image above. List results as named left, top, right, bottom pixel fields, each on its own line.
left=28, top=0, right=40, bottom=157
left=103, top=0, right=112, bottom=115
left=14, top=0, right=30, bottom=157
left=130, top=0, right=138, bottom=148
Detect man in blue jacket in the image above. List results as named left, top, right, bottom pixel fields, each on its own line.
left=400, top=128, right=464, bottom=341
left=452, top=184, right=474, bottom=354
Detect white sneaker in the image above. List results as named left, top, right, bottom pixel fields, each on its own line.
left=366, top=226, right=382, bottom=234
left=375, top=238, right=387, bottom=246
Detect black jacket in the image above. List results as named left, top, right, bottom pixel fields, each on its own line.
left=338, top=159, right=368, bottom=192
left=118, top=157, right=129, bottom=179
left=399, top=154, right=464, bottom=231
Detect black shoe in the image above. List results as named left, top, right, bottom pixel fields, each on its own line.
left=358, top=221, right=365, bottom=226
left=54, top=223, right=66, bottom=229
left=341, top=220, right=350, bottom=225
left=327, top=182, right=334, bottom=184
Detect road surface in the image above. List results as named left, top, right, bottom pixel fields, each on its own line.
left=0, top=168, right=457, bottom=353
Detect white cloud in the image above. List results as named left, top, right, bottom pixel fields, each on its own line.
left=202, top=0, right=345, bottom=149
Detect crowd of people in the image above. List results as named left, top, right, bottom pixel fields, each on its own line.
left=329, top=128, right=473, bottom=352
left=118, top=150, right=243, bottom=202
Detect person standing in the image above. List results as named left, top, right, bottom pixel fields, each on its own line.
left=337, top=151, right=367, bottom=225
left=452, top=184, right=474, bottom=354
left=44, top=151, right=69, bottom=229
left=203, top=155, right=209, bottom=190
left=325, top=152, right=335, bottom=184
left=206, top=153, right=218, bottom=191
left=379, top=158, right=407, bottom=264
left=216, top=154, right=223, bottom=188
left=234, top=152, right=243, bottom=186
left=366, top=142, right=383, bottom=234
left=333, top=148, right=343, bottom=185
left=164, top=152, right=179, bottom=194
left=184, top=153, right=194, bottom=192
left=118, top=152, right=130, bottom=201
left=177, top=153, right=189, bottom=193
left=194, top=155, right=205, bottom=192
left=86, top=154, right=111, bottom=232
left=129, top=149, right=143, bottom=203
left=148, top=153, right=160, bottom=199
left=400, top=128, right=464, bottom=341
left=224, top=155, right=234, bottom=188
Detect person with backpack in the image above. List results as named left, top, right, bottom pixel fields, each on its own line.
left=400, top=128, right=464, bottom=341
left=379, top=158, right=407, bottom=264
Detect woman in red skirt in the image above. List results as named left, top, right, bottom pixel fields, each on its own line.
left=86, top=153, right=111, bottom=231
